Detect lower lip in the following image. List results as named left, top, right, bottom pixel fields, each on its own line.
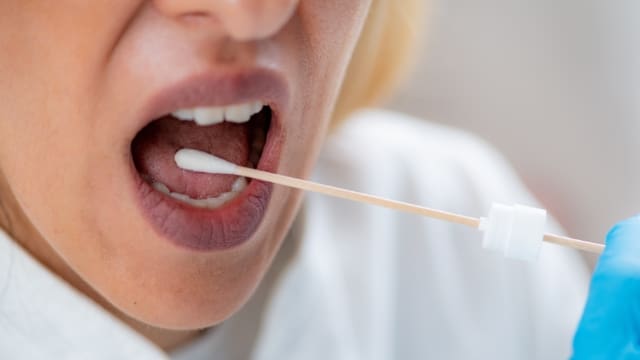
left=131, top=120, right=282, bottom=252
left=134, top=175, right=272, bottom=251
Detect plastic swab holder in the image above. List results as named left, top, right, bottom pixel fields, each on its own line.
left=479, top=203, right=547, bottom=262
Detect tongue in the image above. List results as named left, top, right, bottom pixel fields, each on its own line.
left=132, top=117, right=250, bottom=199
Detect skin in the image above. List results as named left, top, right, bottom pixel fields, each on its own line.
left=0, top=0, right=371, bottom=351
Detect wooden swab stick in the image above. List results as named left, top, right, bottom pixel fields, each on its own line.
left=542, top=234, right=603, bottom=254
left=175, top=149, right=605, bottom=255
left=236, top=165, right=481, bottom=227
left=238, top=166, right=604, bottom=254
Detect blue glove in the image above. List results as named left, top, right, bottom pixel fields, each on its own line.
left=572, top=216, right=640, bottom=359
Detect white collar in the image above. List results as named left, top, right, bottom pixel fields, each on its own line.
left=0, top=229, right=168, bottom=359
left=0, top=204, right=353, bottom=360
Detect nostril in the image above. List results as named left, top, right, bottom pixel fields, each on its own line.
left=153, top=0, right=222, bottom=26
left=180, top=12, right=222, bottom=26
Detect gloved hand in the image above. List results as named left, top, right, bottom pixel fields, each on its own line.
left=572, top=216, right=640, bottom=359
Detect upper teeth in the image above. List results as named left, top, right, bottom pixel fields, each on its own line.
left=172, top=101, right=264, bottom=126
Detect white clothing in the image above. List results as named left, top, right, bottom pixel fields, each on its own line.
left=0, top=109, right=589, bottom=359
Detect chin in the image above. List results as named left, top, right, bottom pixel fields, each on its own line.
left=107, top=231, right=274, bottom=330
left=95, top=188, right=300, bottom=331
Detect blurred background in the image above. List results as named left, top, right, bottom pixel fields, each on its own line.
left=388, top=0, right=640, bottom=263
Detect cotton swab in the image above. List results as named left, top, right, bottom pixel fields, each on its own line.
left=174, top=149, right=605, bottom=258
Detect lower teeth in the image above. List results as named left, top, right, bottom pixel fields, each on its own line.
left=151, top=177, right=247, bottom=209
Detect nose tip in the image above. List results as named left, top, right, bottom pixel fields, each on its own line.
left=154, top=0, right=299, bottom=41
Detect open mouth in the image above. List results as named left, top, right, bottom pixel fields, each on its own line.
left=130, top=100, right=279, bottom=251
left=132, top=102, right=270, bottom=208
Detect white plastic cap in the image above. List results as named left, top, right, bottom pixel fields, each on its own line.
left=479, top=203, right=547, bottom=262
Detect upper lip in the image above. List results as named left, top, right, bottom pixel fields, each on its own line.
left=137, top=67, right=290, bottom=133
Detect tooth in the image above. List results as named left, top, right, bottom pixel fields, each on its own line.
left=183, top=197, right=204, bottom=208
left=170, top=192, right=191, bottom=202
left=173, top=102, right=264, bottom=125
left=166, top=188, right=243, bottom=209
left=252, top=101, right=264, bottom=113
left=192, top=198, right=210, bottom=208
left=205, top=196, right=226, bottom=208
left=225, top=104, right=254, bottom=123
left=152, top=182, right=170, bottom=194
left=232, top=177, right=247, bottom=192
left=194, top=107, right=224, bottom=126
left=172, top=109, right=194, bottom=121
left=203, top=192, right=236, bottom=209
left=215, top=192, right=236, bottom=205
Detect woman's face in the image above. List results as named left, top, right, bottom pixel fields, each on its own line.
left=0, top=0, right=370, bottom=337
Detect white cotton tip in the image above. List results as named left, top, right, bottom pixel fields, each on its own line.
left=174, top=148, right=238, bottom=175
left=479, top=203, right=547, bottom=262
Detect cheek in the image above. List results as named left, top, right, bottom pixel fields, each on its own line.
left=0, top=95, right=90, bottom=243
left=0, top=2, right=134, bottom=230
left=279, top=1, right=370, bottom=174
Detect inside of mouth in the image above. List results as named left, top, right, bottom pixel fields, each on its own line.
left=131, top=106, right=271, bottom=201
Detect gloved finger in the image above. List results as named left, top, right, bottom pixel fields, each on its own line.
left=572, top=216, right=640, bottom=359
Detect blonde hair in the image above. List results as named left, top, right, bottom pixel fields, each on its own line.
left=332, top=0, right=424, bottom=128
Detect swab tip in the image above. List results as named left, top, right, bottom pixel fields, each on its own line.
left=174, top=148, right=238, bottom=175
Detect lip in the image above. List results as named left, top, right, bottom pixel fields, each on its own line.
left=130, top=68, right=289, bottom=251
left=137, top=68, right=289, bottom=134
